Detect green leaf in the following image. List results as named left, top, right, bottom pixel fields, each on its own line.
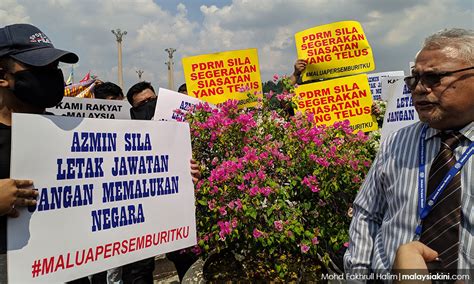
left=249, top=210, right=257, bottom=219
left=266, top=207, right=274, bottom=216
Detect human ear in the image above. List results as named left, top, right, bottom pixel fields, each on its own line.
left=0, top=71, right=12, bottom=88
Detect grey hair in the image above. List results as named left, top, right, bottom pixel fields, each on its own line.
left=422, top=28, right=474, bottom=64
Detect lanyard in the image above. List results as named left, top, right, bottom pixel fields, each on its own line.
left=414, top=125, right=474, bottom=240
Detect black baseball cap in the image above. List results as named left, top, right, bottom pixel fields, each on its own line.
left=0, top=23, right=78, bottom=66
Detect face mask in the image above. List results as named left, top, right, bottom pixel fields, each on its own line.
left=11, top=68, right=65, bottom=108
left=130, top=98, right=157, bottom=120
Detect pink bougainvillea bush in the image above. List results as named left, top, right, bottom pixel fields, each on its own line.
left=186, top=82, right=377, bottom=280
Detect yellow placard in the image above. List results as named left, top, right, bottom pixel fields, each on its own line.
left=182, top=48, right=262, bottom=107
left=294, top=74, right=378, bottom=132
left=295, top=21, right=375, bottom=82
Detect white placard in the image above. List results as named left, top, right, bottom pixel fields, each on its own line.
left=367, top=71, right=404, bottom=101
left=47, top=96, right=131, bottom=120
left=8, top=114, right=196, bottom=283
left=154, top=88, right=208, bottom=122
left=380, top=77, right=419, bottom=141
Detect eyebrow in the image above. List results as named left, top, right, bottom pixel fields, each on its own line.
left=411, top=67, right=441, bottom=74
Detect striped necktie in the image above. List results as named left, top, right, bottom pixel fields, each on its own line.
left=420, top=131, right=465, bottom=272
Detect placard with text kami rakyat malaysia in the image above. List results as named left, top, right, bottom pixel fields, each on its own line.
left=182, top=48, right=262, bottom=107
left=8, top=114, right=196, bottom=283
left=295, top=21, right=375, bottom=81
left=295, top=74, right=378, bottom=133
left=47, top=96, right=131, bottom=120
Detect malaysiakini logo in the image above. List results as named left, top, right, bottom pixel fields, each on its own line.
left=29, top=32, right=52, bottom=44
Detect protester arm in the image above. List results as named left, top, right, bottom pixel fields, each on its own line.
left=344, top=151, right=386, bottom=273
left=289, top=59, right=307, bottom=86
left=190, top=158, right=201, bottom=184
left=0, top=178, right=37, bottom=216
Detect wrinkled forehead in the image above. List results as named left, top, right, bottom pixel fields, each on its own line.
left=413, top=46, right=467, bottom=71
left=415, top=45, right=461, bottom=61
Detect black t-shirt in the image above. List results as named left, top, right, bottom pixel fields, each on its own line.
left=0, top=123, right=10, bottom=178
left=0, top=123, right=11, bottom=253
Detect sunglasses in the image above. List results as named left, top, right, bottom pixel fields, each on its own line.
left=404, top=66, right=474, bottom=91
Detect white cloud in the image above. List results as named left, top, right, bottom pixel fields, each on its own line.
left=2, top=0, right=472, bottom=92
left=0, top=0, right=29, bottom=26
left=382, top=0, right=471, bottom=46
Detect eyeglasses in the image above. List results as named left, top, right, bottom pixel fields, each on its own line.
left=404, top=66, right=474, bottom=91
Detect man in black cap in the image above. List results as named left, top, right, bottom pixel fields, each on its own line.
left=0, top=23, right=79, bottom=281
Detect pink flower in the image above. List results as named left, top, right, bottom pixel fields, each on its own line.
left=219, top=231, right=226, bottom=240
left=227, top=201, right=235, bottom=209
left=300, top=244, right=310, bottom=253
left=231, top=218, right=238, bottom=228
left=260, top=186, right=272, bottom=196
left=266, top=90, right=274, bottom=99
left=242, top=146, right=258, bottom=162
left=219, top=206, right=227, bottom=216
left=357, top=130, right=368, bottom=141
left=274, top=220, right=284, bottom=232
left=217, top=221, right=232, bottom=240
left=349, top=160, right=359, bottom=170
left=208, top=200, right=216, bottom=210
left=249, top=186, right=259, bottom=196
left=237, top=113, right=257, bottom=132
left=312, top=237, right=319, bottom=245
left=210, top=186, right=219, bottom=194
left=314, top=157, right=330, bottom=167
left=302, top=176, right=320, bottom=192
left=259, top=151, right=269, bottom=160
left=272, top=74, right=279, bottom=82
left=235, top=199, right=243, bottom=210
left=253, top=229, right=263, bottom=239
left=191, top=246, right=202, bottom=255
left=344, top=242, right=349, bottom=248
left=237, top=85, right=251, bottom=93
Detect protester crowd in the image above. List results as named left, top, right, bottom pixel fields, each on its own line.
left=0, top=22, right=472, bottom=283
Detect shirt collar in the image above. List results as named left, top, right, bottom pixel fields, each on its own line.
left=425, top=121, right=474, bottom=141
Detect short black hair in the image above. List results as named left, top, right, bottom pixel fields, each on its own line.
left=178, top=83, right=187, bottom=93
left=93, top=82, right=123, bottom=100
left=126, top=81, right=155, bottom=105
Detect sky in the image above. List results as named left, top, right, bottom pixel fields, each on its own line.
left=1, top=0, right=472, bottom=92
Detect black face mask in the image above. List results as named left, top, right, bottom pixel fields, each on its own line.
left=11, top=68, right=65, bottom=108
left=130, top=98, right=157, bottom=120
